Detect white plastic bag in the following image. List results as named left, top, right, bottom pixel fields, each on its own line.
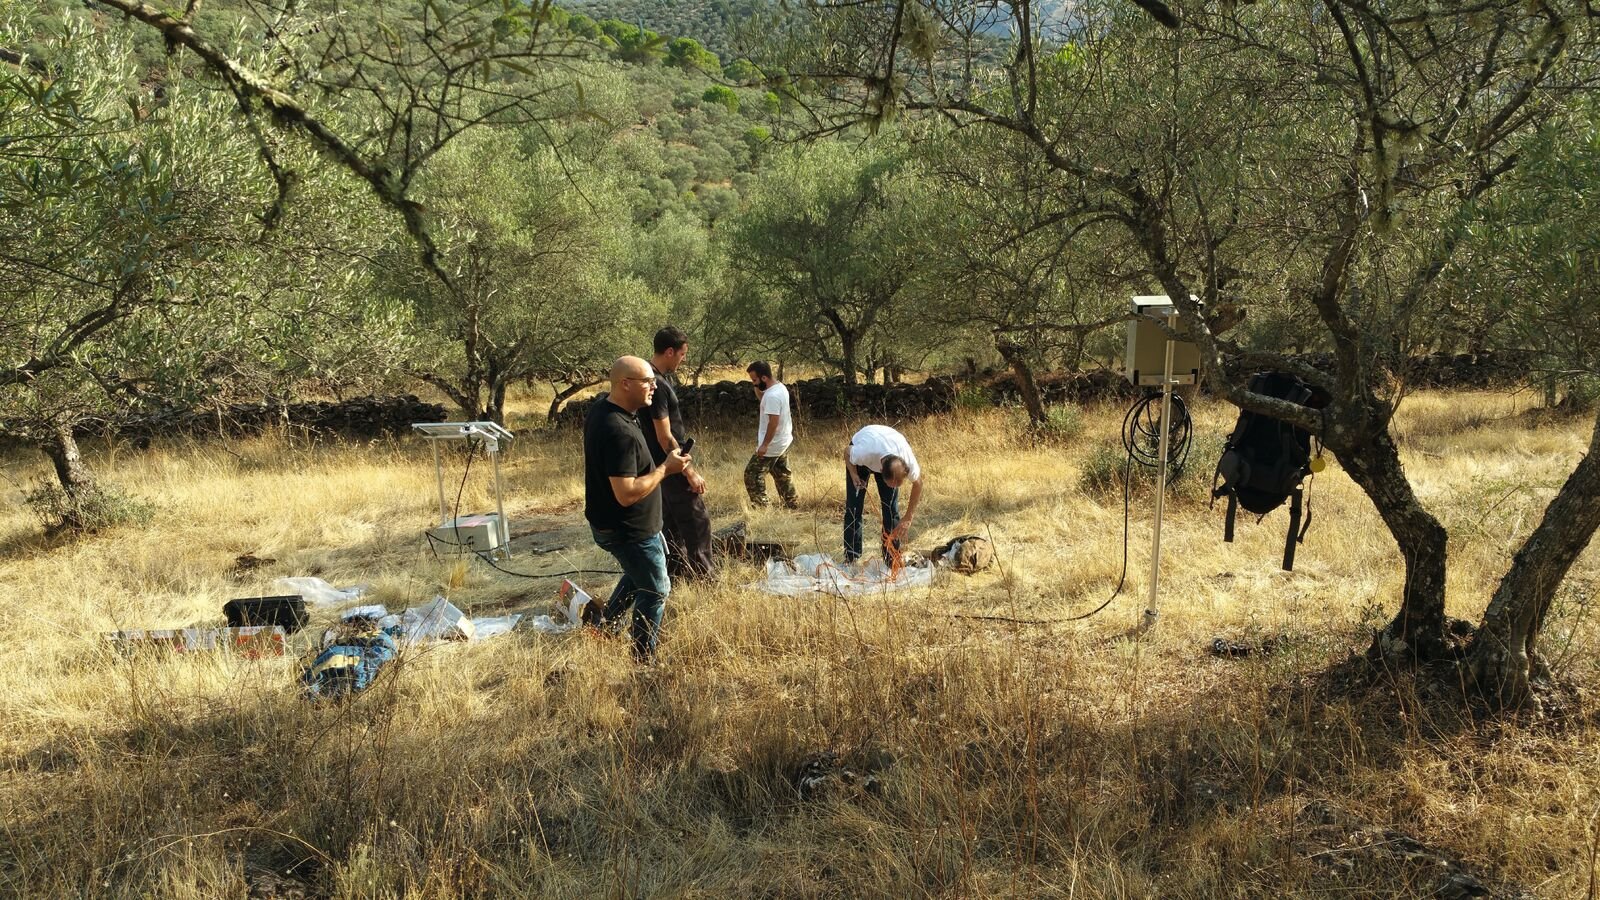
left=470, top=614, right=522, bottom=640
left=273, top=577, right=370, bottom=607
left=757, top=553, right=934, bottom=597
left=398, top=597, right=475, bottom=642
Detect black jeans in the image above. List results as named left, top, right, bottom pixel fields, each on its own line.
left=661, top=473, right=713, bottom=580
left=844, top=465, right=899, bottom=562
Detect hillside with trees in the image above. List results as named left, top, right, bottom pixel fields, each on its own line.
left=562, top=0, right=767, bottom=62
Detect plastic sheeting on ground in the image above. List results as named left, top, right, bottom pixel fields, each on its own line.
left=757, top=553, right=935, bottom=597
left=524, top=614, right=574, bottom=634
left=338, top=598, right=524, bottom=644
left=469, top=614, right=523, bottom=640
left=521, top=580, right=594, bottom=634
left=273, top=576, right=370, bottom=606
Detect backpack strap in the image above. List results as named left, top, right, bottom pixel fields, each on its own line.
left=1224, top=493, right=1237, bottom=544
left=1282, top=488, right=1303, bottom=571
left=1299, top=473, right=1315, bottom=543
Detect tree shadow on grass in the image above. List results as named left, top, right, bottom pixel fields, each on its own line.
left=0, top=524, right=73, bottom=562
left=4, top=632, right=1570, bottom=899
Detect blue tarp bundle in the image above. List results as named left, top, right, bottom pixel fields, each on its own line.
left=302, top=629, right=398, bottom=699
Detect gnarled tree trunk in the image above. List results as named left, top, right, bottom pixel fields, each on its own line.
left=819, top=307, right=861, bottom=385
left=837, top=329, right=859, bottom=385
left=42, top=422, right=99, bottom=529
left=1335, top=425, right=1452, bottom=662
left=486, top=377, right=508, bottom=426
left=1469, top=409, right=1600, bottom=709
left=996, top=338, right=1046, bottom=426
left=548, top=380, right=598, bottom=420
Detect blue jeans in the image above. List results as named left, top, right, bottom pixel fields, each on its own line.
left=844, top=465, right=900, bottom=562
left=589, top=529, right=670, bottom=661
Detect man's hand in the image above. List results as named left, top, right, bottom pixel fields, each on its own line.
left=687, top=470, right=707, bottom=494
left=665, top=449, right=690, bottom=475
left=889, top=517, right=912, bottom=543
left=848, top=467, right=866, bottom=492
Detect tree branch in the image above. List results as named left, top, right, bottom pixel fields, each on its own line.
left=87, top=0, right=461, bottom=295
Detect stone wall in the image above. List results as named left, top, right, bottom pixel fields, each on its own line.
left=81, top=395, right=448, bottom=442
left=554, top=352, right=1533, bottom=427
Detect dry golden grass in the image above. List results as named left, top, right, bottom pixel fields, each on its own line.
left=1, top=389, right=1597, bottom=898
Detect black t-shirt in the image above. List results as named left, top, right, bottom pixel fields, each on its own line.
left=638, top=372, right=689, bottom=465
left=584, top=396, right=662, bottom=540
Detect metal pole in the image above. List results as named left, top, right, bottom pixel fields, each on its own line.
left=491, top=439, right=509, bottom=557
left=1144, top=310, right=1178, bottom=629
left=431, top=439, right=448, bottom=526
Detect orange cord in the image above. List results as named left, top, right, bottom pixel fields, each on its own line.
left=882, top=531, right=905, bottom=577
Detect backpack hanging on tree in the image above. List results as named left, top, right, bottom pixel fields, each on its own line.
left=1212, top=372, right=1325, bottom=571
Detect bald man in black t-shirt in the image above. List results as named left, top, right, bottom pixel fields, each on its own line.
left=583, top=355, right=688, bottom=662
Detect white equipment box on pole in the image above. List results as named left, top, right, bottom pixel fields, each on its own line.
left=1126, top=295, right=1201, bottom=387
left=411, top=421, right=515, bottom=558
left=1124, top=295, right=1201, bottom=632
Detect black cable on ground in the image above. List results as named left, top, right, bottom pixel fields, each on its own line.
left=1068, top=390, right=1194, bottom=620
left=1059, top=448, right=1136, bottom=621
left=424, top=532, right=619, bottom=579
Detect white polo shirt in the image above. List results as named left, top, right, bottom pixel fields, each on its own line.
left=847, top=425, right=920, bottom=481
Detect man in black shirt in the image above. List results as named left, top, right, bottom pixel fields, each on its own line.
left=640, top=326, right=714, bottom=579
left=584, top=355, right=689, bottom=661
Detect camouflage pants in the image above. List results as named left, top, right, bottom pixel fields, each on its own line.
left=745, top=453, right=799, bottom=508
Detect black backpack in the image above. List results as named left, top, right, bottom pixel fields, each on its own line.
left=1212, top=372, right=1323, bottom=570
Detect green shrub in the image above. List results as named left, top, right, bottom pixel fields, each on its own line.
left=1079, top=444, right=1132, bottom=497
left=742, top=125, right=771, bottom=149
left=702, top=85, right=739, bottom=113
left=1560, top=374, right=1600, bottom=412
left=1171, top=431, right=1224, bottom=503
left=953, top=382, right=990, bottom=413
left=1034, top=404, right=1083, bottom=443
left=723, top=58, right=761, bottom=84
left=24, top=481, right=154, bottom=533
left=1079, top=430, right=1221, bottom=503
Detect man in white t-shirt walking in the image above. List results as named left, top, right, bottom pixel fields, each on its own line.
left=743, top=360, right=798, bottom=509
left=843, top=424, right=925, bottom=562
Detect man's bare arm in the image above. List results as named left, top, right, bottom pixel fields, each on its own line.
left=609, top=450, right=688, bottom=506
left=890, top=476, right=925, bottom=542
left=756, top=412, right=780, bottom=455
left=903, top=476, right=925, bottom=523
left=651, top=417, right=678, bottom=454
left=655, top=417, right=706, bottom=491
left=653, top=417, right=700, bottom=480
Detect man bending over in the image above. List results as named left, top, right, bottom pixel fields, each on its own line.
left=843, top=424, right=925, bottom=563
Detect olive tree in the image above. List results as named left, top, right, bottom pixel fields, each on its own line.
left=913, top=130, right=1141, bottom=422
left=77, top=0, right=662, bottom=426
left=0, top=15, right=403, bottom=526
left=723, top=140, right=932, bottom=383
left=389, top=128, right=657, bottom=424
left=780, top=0, right=1599, bottom=707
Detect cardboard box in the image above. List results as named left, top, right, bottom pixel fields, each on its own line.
left=559, top=579, right=598, bottom=625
